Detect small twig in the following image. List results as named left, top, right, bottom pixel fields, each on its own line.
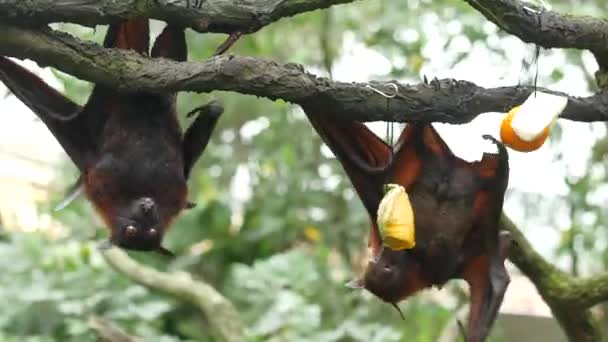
left=88, top=316, right=138, bottom=342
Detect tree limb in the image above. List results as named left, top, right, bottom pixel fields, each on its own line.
left=0, top=0, right=359, bottom=34
left=462, top=0, right=608, bottom=57
left=501, top=215, right=608, bottom=342
left=102, top=248, right=246, bottom=342
left=1, top=23, right=607, bottom=124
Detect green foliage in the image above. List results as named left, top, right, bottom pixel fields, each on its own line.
left=0, top=233, right=178, bottom=341
left=225, top=248, right=450, bottom=342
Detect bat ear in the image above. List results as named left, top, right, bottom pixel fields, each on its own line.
left=345, top=278, right=364, bottom=289
left=156, top=246, right=175, bottom=257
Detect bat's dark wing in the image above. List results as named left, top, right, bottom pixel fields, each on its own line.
left=461, top=135, right=510, bottom=342
left=153, top=25, right=226, bottom=179
left=389, top=123, right=453, bottom=190
left=0, top=57, right=95, bottom=169
left=303, top=111, right=394, bottom=254
left=79, top=18, right=151, bottom=145
left=182, top=101, right=223, bottom=178
left=151, top=25, right=186, bottom=61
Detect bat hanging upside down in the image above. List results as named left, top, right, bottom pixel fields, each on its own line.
left=304, top=109, right=511, bottom=342
left=0, top=19, right=223, bottom=254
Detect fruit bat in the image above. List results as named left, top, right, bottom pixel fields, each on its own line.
left=0, top=19, right=223, bottom=254
left=304, top=110, right=511, bottom=342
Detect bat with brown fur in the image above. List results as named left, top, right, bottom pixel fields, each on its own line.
left=304, top=109, right=510, bottom=342
left=0, top=20, right=222, bottom=254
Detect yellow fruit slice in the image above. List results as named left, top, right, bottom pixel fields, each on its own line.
left=377, top=184, right=415, bottom=251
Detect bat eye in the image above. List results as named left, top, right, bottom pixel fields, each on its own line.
left=125, top=225, right=137, bottom=235
left=149, top=228, right=157, bottom=236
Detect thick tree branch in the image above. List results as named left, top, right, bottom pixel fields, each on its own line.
left=502, top=215, right=608, bottom=342
left=1, top=24, right=607, bottom=124
left=463, top=0, right=608, bottom=88
left=102, top=248, right=245, bottom=342
left=0, top=0, right=358, bottom=34
left=463, top=0, right=608, bottom=57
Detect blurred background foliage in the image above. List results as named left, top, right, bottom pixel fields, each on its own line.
left=0, top=0, right=607, bottom=340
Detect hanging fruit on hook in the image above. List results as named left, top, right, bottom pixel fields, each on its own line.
left=500, top=91, right=568, bottom=152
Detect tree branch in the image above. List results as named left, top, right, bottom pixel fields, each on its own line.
left=1, top=23, right=607, bottom=124
left=501, top=215, right=608, bottom=342
left=463, top=0, right=608, bottom=57
left=0, top=0, right=358, bottom=34
left=102, top=248, right=246, bottom=342
left=463, top=0, right=608, bottom=88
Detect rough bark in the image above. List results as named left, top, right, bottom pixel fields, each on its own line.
left=463, top=0, right=608, bottom=86
left=0, top=0, right=358, bottom=34
left=463, top=0, right=608, bottom=53
left=1, top=23, right=608, bottom=124
left=102, top=248, right=246, bottom=342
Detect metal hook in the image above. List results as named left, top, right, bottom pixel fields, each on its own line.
left=366, top=83, right=399, bottom=99
left=523, top=0, right=548, bottom=14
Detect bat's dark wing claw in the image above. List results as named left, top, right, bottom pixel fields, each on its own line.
left=182, top=101, right=224, bottom=178
left=431, top=77, right=441, bottom=91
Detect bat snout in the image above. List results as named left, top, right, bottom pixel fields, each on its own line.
left=139, top=197, right=156, bottom=212
left=127, top=197, right=161, bottom=228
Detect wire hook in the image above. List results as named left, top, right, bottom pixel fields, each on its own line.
left=366, top=83, right=399, bottom=99
left=523, top=0, right=548, bottom=14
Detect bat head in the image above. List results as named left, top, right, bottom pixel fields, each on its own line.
left=112, top=196, right=171, bottom=254
left=349, top=248, right=426, bottom=305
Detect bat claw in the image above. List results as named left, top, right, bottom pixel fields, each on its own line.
left=186, top=201, right=197, bottom=209
left=186, top=100, right=224, bottom=119
left=430, top=77, right=441, bottom=91
left=423, top=74, right=429, bottom=85
left=482, top=134, right=498, bottom=143
left=186, top=0, right=203, bottom=9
